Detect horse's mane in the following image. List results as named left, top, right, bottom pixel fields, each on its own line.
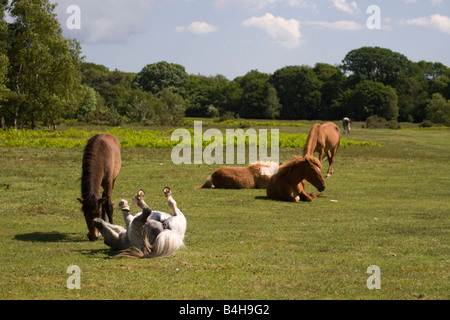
left=303, top=123, right=321, bottom=155
left=249, top=161, right=279, bottom=175
left=81, top=134, right=101, bottom=197
left=305, top=154, right=322, bottom=169
left=276, top=155, right=322, bottom=177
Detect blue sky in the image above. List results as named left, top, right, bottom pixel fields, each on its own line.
left=52, top=0, right=450, bottom=79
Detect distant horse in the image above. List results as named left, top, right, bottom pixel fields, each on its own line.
left=201, top=161, right=279, bottom=189
left=343, top=117, right=352, bottom=134
left=303, top=122, right=340, bottom=178
left=93, top=188, right=186, bottom=259
left=77, top=134, right=121, bottom=241
left=266, top=155, right=326, bottom=202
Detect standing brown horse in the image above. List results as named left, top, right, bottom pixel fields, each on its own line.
left=77, top=134, right=121, bottom=241
left=266, top=155, right=326, bottom=202
left=303, top=122, right=340, bottom=178
left=200, top=161, right=279, bottom=189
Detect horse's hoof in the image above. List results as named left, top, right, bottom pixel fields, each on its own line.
left=93, top=218, right=103, bottom=229
left=163, top=187, right=171, bottom=197
left=87, top=233, right=99, bottom=241
left=132, top=190, right=145, bottom=205
left=118, top=199, right=130, bottom=211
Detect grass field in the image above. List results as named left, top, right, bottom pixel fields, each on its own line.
left=0, top=120, right=448, bottom=300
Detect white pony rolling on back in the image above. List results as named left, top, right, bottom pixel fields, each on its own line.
left=93, top=187, right=186, bottom=258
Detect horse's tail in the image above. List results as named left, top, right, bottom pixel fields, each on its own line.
left=113, top=230, right=185, bottom=259
left=199, top=176, right=213, bottom=188
left=113, top=246, right=146, bottom=259
left=148, top=230, right=185, bottom=258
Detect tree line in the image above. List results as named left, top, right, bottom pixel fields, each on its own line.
left=1, top=0, right=450, bottom=130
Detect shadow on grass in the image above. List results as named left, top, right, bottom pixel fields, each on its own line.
left=14, top=231, right=85, bottom=243
left=76, top=248, right=116, bottom=258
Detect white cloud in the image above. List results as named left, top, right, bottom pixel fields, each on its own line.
left=400, top=14, right=450, bottom=35
left=52, top=0, right=154, bottom=44
left=176, top=22, right=218, bottom=34
left=216, top=0, right=280, bottom=11
left=215, top=0, right=316, bottom=11
left=242, top=13, right=302, bottom=48
left=305, top=20, right=364, bottom=31
left=430, top=0, right=443, bottom=6
left=284, top=0, right=317, bottom=10
left=329, top=0, right=358, bottom=15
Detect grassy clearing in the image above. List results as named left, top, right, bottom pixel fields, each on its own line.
left=0, top=125, right=378, bottom=149
left=0, top=121, right=448, bottom=300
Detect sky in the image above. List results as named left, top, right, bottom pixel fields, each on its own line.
left=50, top=0, right=450, bottom=80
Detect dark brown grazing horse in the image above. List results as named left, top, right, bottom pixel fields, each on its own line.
left=266, top=155, right=326, bottom=202
left=78, top=134, right=121, bottom=241
left=303, top=122, right=340, bottom=178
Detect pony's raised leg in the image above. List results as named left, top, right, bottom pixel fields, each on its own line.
left=128, top=190, right=155, bottom=249
left=93, top=218, right=129, bottom=250
left=162, top=187, right=187, bottom=239
left=130, top=190, right=152, bottom=230
left=164, top=187, right=181, bottom=216
left=132, top=189, right=150, bottom=210
left=119, top=199, right=133, bottom=229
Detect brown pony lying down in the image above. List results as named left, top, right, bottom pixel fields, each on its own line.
left=201, top=161, right=279, bottom=189
left=266, top=155, right=326, bottom=202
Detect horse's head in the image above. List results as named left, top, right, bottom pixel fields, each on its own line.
left=77, top=196, right=109, bottom=241
left=303, top=155, right=326, bottom=192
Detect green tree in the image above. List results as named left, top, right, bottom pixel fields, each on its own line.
left=417, top=60, right=448, bottom=81
left=237, top=70, right=272, bottom=119
left=430, top=68, right=450, bottom=100
left=0, top=0, right=11, bottom=129
left=343, top=80, right=399, bottom=121
left=426, top=93, right=450, bottom=126
left=6, top=0, right=83, bottom=129
left=397, top=76, right=429, bottom=122
left=270, top=65, right=322, bottom=120
left=341, top=47, right=415, bottom=89
left=185, top=74, right=242, bottom=117
left=81, top=62, right=135, bottom=111
left=185, top=74, right=212, bottom=116
left=157, top=88, right=187, bottom=125
left=123, top=90, right=160, bottom=124
left=77, top=85, right=98, bottom=117
left=263, top=85, right=281, bottom=119
left=341, top=47, right=430, bottom=122
left=134, top=61, right=188, bottom=97
left=313, top=63, right=346, bottom=119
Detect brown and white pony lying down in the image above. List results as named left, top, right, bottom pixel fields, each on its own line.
left=266, top=155, right=326, bottom=202
left=93, top=188, right=186, bottom=258
left=201, top=161, right=279, bottom=189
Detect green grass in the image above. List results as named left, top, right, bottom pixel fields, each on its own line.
left=0, top=121, right=449, bottom=300
left=0, top=125, right=379, bottom=149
